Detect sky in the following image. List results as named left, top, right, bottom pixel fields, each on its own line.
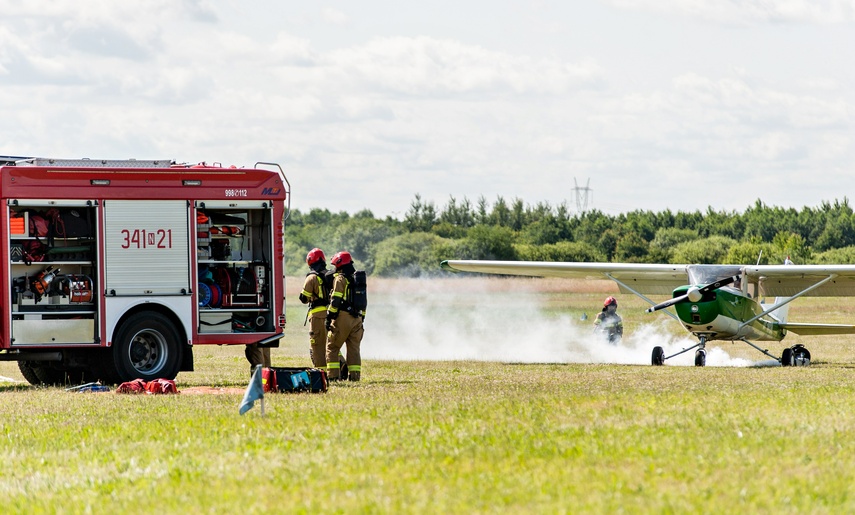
left=1, top=1, right=853, bottom=218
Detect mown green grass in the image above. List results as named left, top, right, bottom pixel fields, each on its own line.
left=2, top=278, right=855, bottom=513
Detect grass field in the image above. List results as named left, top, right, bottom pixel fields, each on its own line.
left=2, top=277, right=855, bottom=513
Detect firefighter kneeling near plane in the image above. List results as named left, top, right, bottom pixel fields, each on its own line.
left=325, top=251, right=367, bottom=382
left=593, top=296, right=623, bottom=345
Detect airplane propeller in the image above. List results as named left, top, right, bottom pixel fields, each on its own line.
left=645, top=276, right=739, bottom=313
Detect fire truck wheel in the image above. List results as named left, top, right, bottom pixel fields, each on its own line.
left=34, top=366, right=69, bottom=385
left=112, top=312, right=182, bottom=382
left=18, top=362, right=68, bottom=386
left=18, top=362, right=41, bottom=386
left=94, top=349, right=122, bottom=385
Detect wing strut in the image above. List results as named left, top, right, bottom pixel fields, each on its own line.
left=738, top=338, right=780, bottom=361
left=605, top=273, right=680, bottom=322
left=738, top=274, right=838, bottom=331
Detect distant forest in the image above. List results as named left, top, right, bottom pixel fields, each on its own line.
left=284, top=194, right=855, bottom=276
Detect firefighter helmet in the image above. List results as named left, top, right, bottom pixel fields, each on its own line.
left=306, top=248, right=326, bottom=266
left=604, top=296, right=617, bottom=308
left=331, top=251, right=353, bottom=268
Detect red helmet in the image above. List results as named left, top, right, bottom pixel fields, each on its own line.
left=604, top=296, right=617, bottom=308
left=306, top=248, right=325, bottom=266
left=331, top=251, right=353, bottom=268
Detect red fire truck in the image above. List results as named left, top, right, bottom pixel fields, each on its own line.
left=0, top=156, right=289, bottom=385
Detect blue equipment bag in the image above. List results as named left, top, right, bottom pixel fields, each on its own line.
left=288, top=371, right=311, bottom=390
left=268, top=367, right=328, bottom=393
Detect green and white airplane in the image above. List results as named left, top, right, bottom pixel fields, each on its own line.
left=440, top=259, right=855, bottom=366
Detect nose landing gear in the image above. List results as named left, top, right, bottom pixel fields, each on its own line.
left=694, top=348, right=706, bottom=367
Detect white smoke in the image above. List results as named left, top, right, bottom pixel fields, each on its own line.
left=364, top=277, right=765, bottom=367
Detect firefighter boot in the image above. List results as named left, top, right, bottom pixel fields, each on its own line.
left=339, top=354, right=349, bottom=381
left=326, top=361, right=341, bottom=381
left=348, top=371, right=361, bottom=382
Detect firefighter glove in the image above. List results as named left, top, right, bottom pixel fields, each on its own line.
left=325, top=317, right=333, bottom=331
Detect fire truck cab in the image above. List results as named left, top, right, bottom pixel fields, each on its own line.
left=0, top=156, right=289, bottom=385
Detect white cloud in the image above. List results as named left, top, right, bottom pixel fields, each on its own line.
left=609, top=0, right=855, bottom=24
left=321, top=7, right=350, bottom=26
left=0, top=0, right=218, bottom=23
left=269, top=32, right=318, bottom=66
left=0, top=2, right=852, bottom=217
left=64, top=24, right=151, bottom=60
left=326, top=36, right=605, bottom=96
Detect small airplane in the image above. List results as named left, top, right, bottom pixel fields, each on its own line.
left=440, top=258, right=855, bottom=366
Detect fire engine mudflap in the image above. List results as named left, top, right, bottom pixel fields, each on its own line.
left=0, top=156, right=289, bottom=385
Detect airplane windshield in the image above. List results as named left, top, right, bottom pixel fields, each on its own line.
left=687, top=265, right=743, bottom=286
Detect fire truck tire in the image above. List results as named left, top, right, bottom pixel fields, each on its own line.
left=94, top=349, right=122, bottom=385
left=17, top=362, right=68, bottom=386
left=35, top=367, right=69, bottom=385
left=111, top=312, right=183, bottom=382
left=18, top=362, right=41, bottom=385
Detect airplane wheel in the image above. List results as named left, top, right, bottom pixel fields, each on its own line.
left=694, top=349, right=706, bottom=367
left=651, top=346, right=665, bottom=366
left=781, top=347, right=793, bottom=367
left=792, top=345, right=811, bottom=367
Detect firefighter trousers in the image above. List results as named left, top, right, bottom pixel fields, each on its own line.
left=326, top=312, right=363, bottom=380
left=245, top=345, right=271, bottom=376
left=308, top=315, right=328, bottom=368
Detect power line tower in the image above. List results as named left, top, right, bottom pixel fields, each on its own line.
left=572, top=178, right=593, bottom=213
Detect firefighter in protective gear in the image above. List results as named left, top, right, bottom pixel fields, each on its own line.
left=593, top=296, right=623, bottom=345
left=299, top=248, right=330, bottom=369
left=245, top=345, right=271, bottom=377
left=325, top=251, right=365, bottom=382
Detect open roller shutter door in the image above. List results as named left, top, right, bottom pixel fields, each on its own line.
left=104, top=200, right=190, bottom=295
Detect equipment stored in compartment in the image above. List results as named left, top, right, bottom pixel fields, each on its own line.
left=31, top=266, right=60, bottom=301
left=199, top=312, right=232, bottom=334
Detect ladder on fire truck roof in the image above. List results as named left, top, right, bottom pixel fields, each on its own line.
left=10, top=157, right=175, bottom=168
left=0, top=156, right=29, bottom=165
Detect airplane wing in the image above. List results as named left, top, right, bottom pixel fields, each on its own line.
left=744, top=264, right=855, bottom=297
left=442, top=261, right=855, bottom=297
left=440, top=260, right=689, bottom=295
left=779, top=323, right=855, bottom=335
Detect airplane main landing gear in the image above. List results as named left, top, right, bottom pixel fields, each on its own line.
left=794, top=345, right=811, bottom=366
left=781, top=344, right=811, bottom=367
left=652, top=346, right=665, bottom=366
left=781, top=347, right=793, bottom=366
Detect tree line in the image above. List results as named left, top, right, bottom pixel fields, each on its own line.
left=284, top=195, right=855, bottom=276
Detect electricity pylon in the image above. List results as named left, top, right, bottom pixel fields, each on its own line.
left=573, top=178, right=592, bottom=213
